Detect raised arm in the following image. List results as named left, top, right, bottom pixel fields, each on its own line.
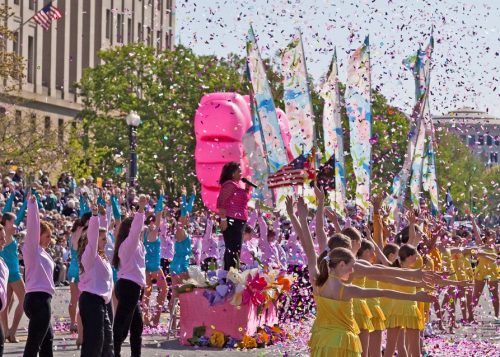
left=314, top=183, right=328, bottom=253
left=407, top=209, right=420, bottom=247
left=119, top=195, right=146, bottom=255
left=82, top=206, right=100, bottom=268
left=470, top=215, right=482, bottom=246
left=294, top=196, right=320, bottom=281
left=24, top=195, right=40, bottom=258
left=325, top=208, right=342, bottom=234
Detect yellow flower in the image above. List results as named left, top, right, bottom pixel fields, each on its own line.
left=208, top=330, right=225, bottom=348
left=241, top=335, right=257, bottom=349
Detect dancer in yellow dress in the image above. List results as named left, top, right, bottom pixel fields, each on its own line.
left=470, top=216, right=499, bottom=322
left=285, top=195, right=436, bottom=357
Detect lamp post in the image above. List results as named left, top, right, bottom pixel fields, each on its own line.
left=126, top=110, right=141, bottom=187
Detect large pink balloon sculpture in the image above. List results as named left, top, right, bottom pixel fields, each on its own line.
left=194, top=93, right=252, bottom=212
left=195, top=93, right=292, bottom=211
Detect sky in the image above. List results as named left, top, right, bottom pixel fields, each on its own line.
left=174, top=0, right=500, bottom=117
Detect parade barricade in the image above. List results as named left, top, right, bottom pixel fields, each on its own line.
left=178, top=287, right=278, bottom=345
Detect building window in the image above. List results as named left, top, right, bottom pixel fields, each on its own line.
left=106, top=9, right=111, bottom=39
left=0, top=107, right=5, bottom=117
left=15, top=110, right=21, bottom=129
left=27, top=36, right=34, bottom=83
left=138, top=22, right=143, bottom=41
left=29, top=0, right=35, bottom=10
left=147, top=27, right=152, bottom=46
left=44, top=116, right=51, bottom=137
left=478, top=135, right=484, bottom=146
left=13, top=0, right=19, bottom=5
left=490, top=153, right=498, bottom=164
left=157, top=0, right=162, bottom=11
left=468, top=135, right=475, bottom=146
left=30, top=113, right=36, bottom=133
left=12, top=31, right=19, bottom=54
left=72, top=120, right=77, bottom=129
left=167, top=0, right=173, bottom=26
left=58, top=118, right=64, bottom=144
left=117, top=14, right=123, bottom=43
left=127, top=18, right=132, bottom=43
left=486, top=135, right=493, bottom=146
left=156, top=31, right=161, bottom=51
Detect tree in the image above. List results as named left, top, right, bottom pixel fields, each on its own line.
left=76, top=44, right=248, bottom=193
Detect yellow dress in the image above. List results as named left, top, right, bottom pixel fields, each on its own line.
left=429, top=247, right=443, bottom=272
left=309, top=285, right=362, bottom=357
left=364, top=278, right=386, bottom=331
left=351, top=277, right=374, bottom=332
left=414, top=254, right=434, bottom=325
left=384, top=284, right=423, bottom=331
left=379, top=281, right=393, bottom=319
left=452, top=252, right=473, bottom=281
left=440, top=248, right=457, bottom=281
left=474, top=247, right=498, bottom=282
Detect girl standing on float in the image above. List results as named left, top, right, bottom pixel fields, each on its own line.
left=0, top=212, right=25, bottom=343
left=23, top=192, right=56, bottom=357
left=112, top=195, right=146, bottom=357
left=78, top=202, right=114, bottom=356
left=142, top=190, right=168, bottom=327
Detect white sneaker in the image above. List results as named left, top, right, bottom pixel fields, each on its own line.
left=424, top=323, right=433, bottom=337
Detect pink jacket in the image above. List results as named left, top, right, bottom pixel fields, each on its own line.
left=23, top=200, right=55, bottom=296
left=117, top=212, right=146, bottom=287
left=79, top=215, right=113, bottom=303
left=0, top=258, right=8, bottom=311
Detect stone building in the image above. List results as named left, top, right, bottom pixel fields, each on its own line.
left=433, top=107, right=500, bottom=166
left=0, top=0, right=175, bottom=142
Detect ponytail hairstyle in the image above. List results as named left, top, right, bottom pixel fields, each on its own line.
left=356, top=239, right=375, bottom=259
left=112, top=217, right=134, bottom=269
left=316, top=247, right=355, bottom=287
left=341, top=227, right=362, bottom=242
left=392, top=244, right=417, bottom=268
left=317, top=233, right=352, bottom=267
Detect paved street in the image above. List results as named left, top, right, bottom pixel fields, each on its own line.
left=3, top=287, right=499, bottom=356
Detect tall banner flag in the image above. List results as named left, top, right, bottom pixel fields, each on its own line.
left=345, top=37, right=372, bottom=214
left=247, top=25, right=288, bottom=173
left=426, top=136, right=439, bottom=215
left=242, top=91, right=273, bottom=206
left=386, top=35, right=434, bottom=225
left=409, top=36, right=434, bottom=210
left=280, top=29, right=315, bottom=159
left=320, top=49, right=346, bottom=215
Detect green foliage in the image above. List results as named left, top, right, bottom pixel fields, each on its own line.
left=75, top=43, right=496, bottom=219
left=77, top=44, right=247, bottom=194
left=434, top=129, right=499, bottom=217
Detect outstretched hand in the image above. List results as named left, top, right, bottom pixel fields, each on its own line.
left=313, top=182, right=325, bottom=204
left=296, top=196, right=308, bottom=220
left=285, top=195, right=295, bottom=217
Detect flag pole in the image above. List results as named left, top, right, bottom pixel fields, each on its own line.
left=14, top=1, right=55, bottom=32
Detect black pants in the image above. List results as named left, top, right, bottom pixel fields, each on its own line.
left=79, top=292, right=113, bottom=357
left=222, top=218, right=245, bottom=271
left=160, top=258, right=172, bottom=303
left=113, top=279, right=143, bottom=357
left=23, top=292, right=53, bottom=357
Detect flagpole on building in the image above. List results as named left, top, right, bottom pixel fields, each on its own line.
left=14, top=1, right=56, bottom=32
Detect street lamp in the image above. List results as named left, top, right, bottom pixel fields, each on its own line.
left=126, top=110, right=141, bottom=186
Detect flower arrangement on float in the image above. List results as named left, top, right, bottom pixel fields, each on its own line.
left=177, top=266, right=293, bottom=348
left=177, top=266, right=293, bottom=314
left=187, top=324, right=289, bottom=349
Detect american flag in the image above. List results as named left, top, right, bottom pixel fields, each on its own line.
left=267, top=153, right=316, bottom=189
left=33, top=2, right=62, bottom=30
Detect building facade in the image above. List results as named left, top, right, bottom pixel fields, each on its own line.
left=433, top=107, right=500, bottom=165
left=1, top=0, right=175, bottom=141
